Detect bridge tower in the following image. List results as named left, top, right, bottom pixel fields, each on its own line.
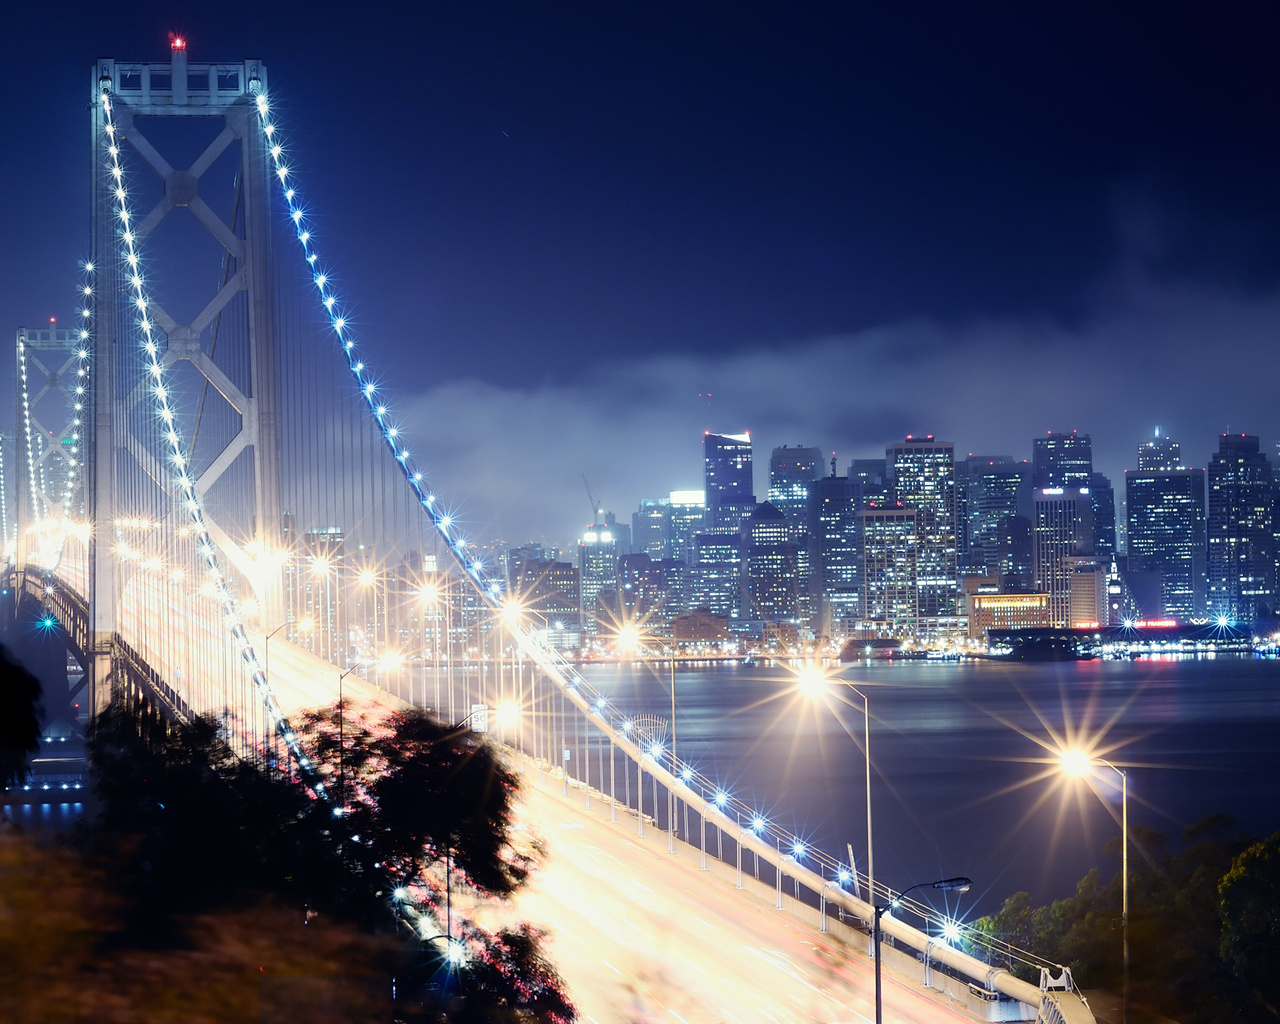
left=87, top=46, right=282, bottom=715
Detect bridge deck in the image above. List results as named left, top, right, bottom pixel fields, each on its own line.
left=490, top=761, right=1023, bottom=1024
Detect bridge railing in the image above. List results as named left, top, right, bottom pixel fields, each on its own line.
left=489, top=619, right=1092, bottom=1022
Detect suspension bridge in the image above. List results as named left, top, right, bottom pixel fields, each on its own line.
left=3, top=45, right=1096, bottom=1024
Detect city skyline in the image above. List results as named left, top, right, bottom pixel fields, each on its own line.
left=2, top=7, right=1279, bottom=553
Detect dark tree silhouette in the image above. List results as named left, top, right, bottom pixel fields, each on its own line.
left=0, top=644, right=42, bottom=790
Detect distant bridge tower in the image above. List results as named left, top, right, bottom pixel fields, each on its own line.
left=87, top=45, right=282, bottom=714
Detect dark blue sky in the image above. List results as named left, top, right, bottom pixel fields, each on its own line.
left=4, top=3, right=1279, bottom=546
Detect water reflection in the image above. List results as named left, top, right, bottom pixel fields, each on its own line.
left=578, top=657, right=1280, bottom=913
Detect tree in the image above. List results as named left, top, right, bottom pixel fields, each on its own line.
left=1219, top=832, right=1280, bottom=1014
left=0, top=643, right=42, bottom=790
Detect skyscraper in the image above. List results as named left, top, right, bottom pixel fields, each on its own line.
left=741, top=502, right=799, bottom=621
left=767, top=445, right=822, bottom=536
left=578, top=518, right=619, bottom=634
left=704, top=431, right=756, bottom=532
left=887, top=436, right=959, bottom=633
left=1032, top=487, right=1094, bottom=627
left=1125, top=431, right=1206, bottom=620
left=1032, top=431, right=1093, bottom=488
left=1137, top=428, right=1181, bottom=472
left=767, top=445, right=822, bottom=624
left=859, top=508, right=918, bottom=636
left=1207, top=435, right=1275, bottom=623
left=810, top=473, right=862, bottom=638
left=962, top=458, right=1032, bottom=585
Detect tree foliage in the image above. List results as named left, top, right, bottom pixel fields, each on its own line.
left=1219, top=832, right=1280, bottom=1014
left=82, top=700, right=573, bottom=1022
left=973, top=815, right=1274, bottom=1024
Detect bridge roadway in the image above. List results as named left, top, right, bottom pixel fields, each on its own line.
left=485, top=766, right=995, bottom=1024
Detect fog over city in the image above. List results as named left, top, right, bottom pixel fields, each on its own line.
left=409, top=262, right=1280, bottom=551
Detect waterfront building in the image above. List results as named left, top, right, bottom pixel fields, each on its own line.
left=968, top=592, right=1050, bottom=638
left=1207, top=434, right=1275, bottom=623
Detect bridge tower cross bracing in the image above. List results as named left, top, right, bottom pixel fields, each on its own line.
left=88, top=50, right=283, bottom=715
left=15, top=326, right=88, bottom=561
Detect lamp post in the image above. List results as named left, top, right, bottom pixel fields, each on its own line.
left=873, top=876, right=972, bottom=1024
left=799, top=668, right=874, bottom=912
left=1060, top=751, right=1128, bottom=1024
left=336, top=663, right=362, bottom=811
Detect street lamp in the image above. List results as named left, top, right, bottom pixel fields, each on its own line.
left=873, top=876, right=972, bottom=1024
left=336, top=663, right=362, bottom=812
left=1060, top=750, right=1128, bottom=1024
left=798, top=667, right=874, bottom=913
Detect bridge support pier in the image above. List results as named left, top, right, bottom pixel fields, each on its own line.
left=88, top=634, right=115, bottom=719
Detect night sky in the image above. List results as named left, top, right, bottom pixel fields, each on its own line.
left=4, top=3, right=1280, bottom=550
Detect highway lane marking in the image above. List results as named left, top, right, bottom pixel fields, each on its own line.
left=601, top=959, right=622, bottom=975
left=693, top=915, right=716, bottom=930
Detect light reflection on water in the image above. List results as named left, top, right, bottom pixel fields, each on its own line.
left=578, top=656, right=1280, bottom=913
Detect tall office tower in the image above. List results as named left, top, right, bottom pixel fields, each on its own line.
left=887, top=436, right=959, bottom=632
left=1126, top=457, right=1207, bottom=620
left=632, top=497, right=671, bottom=560
left=963, top=458, right=1032, bottom=584
left=767, top=446, right=823, bottom=534
left=1032, top=487, right=1095, bottom=627
left=848, top=458, right=890, bottom=504
left=741, top=502, right=799, bottom=621
left=301, top=526, right=345, bottom=663
left=1138, top=428, right=1182, bottom=471
left=666, top=490, right=706, bottom=564
left=859, top=508, right=918, bottom=636
left=767, top=445, right=822, bottom=622
left=704, top=431, right=755, bottom=532
left=1207, top=435, right=1275, bottom=623
left=688, top=532, right=742, bottom=619
left=1090, top=472, right=1117, bottom=557
left=578, top=519, right=619, bottom=634
left=810, top=474, right=862, bottom=638
left=1032, top=431, right=1093, bottom=488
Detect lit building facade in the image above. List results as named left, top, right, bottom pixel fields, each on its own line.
left=968, top=592, right=1050, bottom=638
left=741, top=502, right=799, bottom=621
left=1207, top=434, right=1275, bottom=623
left=1125, top=459, right=1207, bottom=620
left=768, top=445, right=822, bottom=623
left=1032, top=487, right=1094, bottom=627
left=888, top=436, right=959, bottom=632
left=859, top=508, right=918, bottom=636
left=704, top=431, right=756, bottom=532
left=809, top=474, right=862, bottom=638
left=578, top=520, right=619, bottom=634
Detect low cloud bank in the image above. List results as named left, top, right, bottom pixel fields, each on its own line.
left=402, top=278, right=1280, bottom=552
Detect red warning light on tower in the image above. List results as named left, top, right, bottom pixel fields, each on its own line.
left=170, top=34, right=187, bottom=52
